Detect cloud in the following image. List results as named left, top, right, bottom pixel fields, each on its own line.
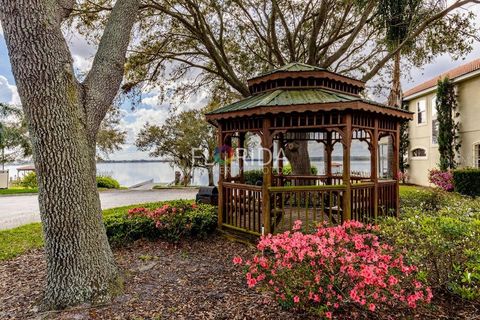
left=0, top=75, right=20, bottom=105
left=63, top=29, right=97, bottom=77
left=0, top=23, right=3, bottom=36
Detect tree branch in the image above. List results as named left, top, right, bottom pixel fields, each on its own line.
left=83, top=0, right=140, bottom=132
left=362, top=0, right=479, bottom=81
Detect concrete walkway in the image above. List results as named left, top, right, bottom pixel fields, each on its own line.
left=0, top=189, right=198, bottom=230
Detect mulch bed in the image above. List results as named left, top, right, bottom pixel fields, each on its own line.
left=0, top=234, right=479, bottom=320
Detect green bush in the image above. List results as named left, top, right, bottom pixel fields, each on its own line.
left=399, top=187, right=446, bottom=212
left=19, top=172, right=38, bottom=189
left=243, top=164, right=319, bottom=185
left=380, top=189, right=480, bottom=300
left=96, top=176, right=120, bottom=189
left=454, top=168, right=480, bottom=197
left=104, top=199, right=217, bottom=245
left=278, top=163, right=318, bottom=175
left=244, top=170, right=264, bottom=185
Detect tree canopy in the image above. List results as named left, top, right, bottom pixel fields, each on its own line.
left=73, top=0, right=479, bottom=175
left=75, top=0, right=479, bottom=101
left=135, top=107, right=216, bottom=185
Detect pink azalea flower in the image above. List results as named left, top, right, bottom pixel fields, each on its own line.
left=232, top=256, right=243, bottom=265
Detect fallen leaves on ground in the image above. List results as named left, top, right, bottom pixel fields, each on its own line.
left=0, top=235, right=478, bottom=319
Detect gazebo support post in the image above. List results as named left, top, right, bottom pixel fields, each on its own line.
left=225, top=135, right=232, bottom=180
left=217, top=128, right=225, bottom=228
left=394, top=123, right=401, bottom=217
left=325, top=131, right=333, bottom=185
left=342, top=114, right=352, bottom=222
left=371, top=119, right=379, bottom=220
left=239, top=132, right=245, bottom=183
left=262, top=118, right=273, bottom=235
left=278, top=133, right=284, bottom=176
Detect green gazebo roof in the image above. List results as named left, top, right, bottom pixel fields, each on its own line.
left=208, top=89, right=358, bottom=115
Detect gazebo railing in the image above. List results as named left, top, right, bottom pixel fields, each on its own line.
left=268, top=185, right=346, bottom=233
left=222, top=182, right=263, bottom=235
left=221, top=180, right=398, bottom=237
left=273, top=174, right=370, bottom=187
left=378, top=180, right=397, bottom=217
left=351, top=182, right=375, bottom=223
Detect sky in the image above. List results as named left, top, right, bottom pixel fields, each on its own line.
left=0, top=5, right=479, bottom=161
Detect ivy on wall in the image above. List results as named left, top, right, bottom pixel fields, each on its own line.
left=436, top=77, right=461, bottom=171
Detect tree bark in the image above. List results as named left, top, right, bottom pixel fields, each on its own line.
left=208, top=166, right=215, bottom=186
left=0, top=0, right=138, bottom=309
left=284, top=140, right=311, bottom=176
left=387, top=51, right=402, bottom=108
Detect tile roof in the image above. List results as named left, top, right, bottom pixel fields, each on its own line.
left=404, top=58, right=480, bottom=98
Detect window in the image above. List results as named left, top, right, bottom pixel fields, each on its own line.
left=475, top=144, right=480, bottom=168
left=417, top=100, right=426, bottom=125
left=431, top=97, right=438, bottom=145
left=412, top=148, right=427, bottom=158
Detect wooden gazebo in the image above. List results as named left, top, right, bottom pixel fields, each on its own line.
left=206, top=63, right=412, bottom=237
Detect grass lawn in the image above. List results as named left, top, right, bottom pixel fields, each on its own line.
left=0, top=187, right=38, bottom=195
left=0, top=223, right=43, bottom=261
left=399, top=184, right=428, bottom=196
left=0, top=201, right=173, bottom=261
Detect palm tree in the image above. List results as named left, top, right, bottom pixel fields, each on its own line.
left=378, top=0, right=421, bottom=107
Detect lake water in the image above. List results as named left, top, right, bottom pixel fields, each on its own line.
left=4, top=160, right=372, bottom=187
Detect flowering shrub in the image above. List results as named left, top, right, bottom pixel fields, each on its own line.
left=104, top=200, right=217, bottom=244
left=234, top=221, right=431, bottom=318
left=428, top=169, right=454, bottom=192
left=397, top=171, right=409, bottom=184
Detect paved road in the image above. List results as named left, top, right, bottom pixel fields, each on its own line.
left=0, top=189, right=198, bottom=230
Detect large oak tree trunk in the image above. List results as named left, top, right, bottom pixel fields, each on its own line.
left=285, top=140, right=311, bottom=175
left=0, top=0, right=138, bottom=309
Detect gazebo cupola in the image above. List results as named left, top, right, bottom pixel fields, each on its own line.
left=206, top=62, right=412, bottom=239
left=247, top=63, right=365, bottom=96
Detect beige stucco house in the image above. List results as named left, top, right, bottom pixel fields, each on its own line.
left=403, top=59, right=480, bottom=186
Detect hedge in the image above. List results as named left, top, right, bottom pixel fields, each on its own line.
left=453, top=168, right=480, bottom=197
left=104, top=199, right=217, bottom=245
left=96, top=176, right=120, bottom=189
